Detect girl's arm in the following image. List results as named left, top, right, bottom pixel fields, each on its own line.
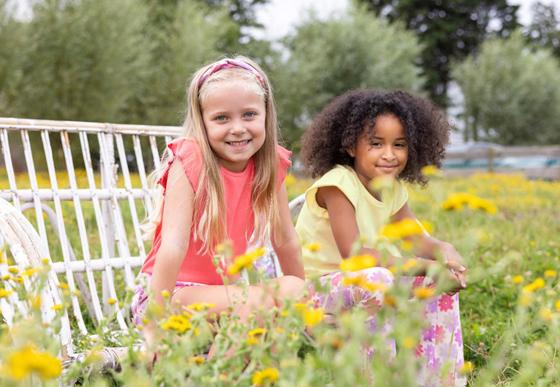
left=150, top=159, right=194, bottom=305
left=318, top=186, right=465, bottom=290
left=391, top=202, right=467, bottom=287
left=391, top=203, right=466, bottom=269
left=271, top=184, right=305, bottom=279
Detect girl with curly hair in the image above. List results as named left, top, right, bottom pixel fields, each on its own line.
left=296, top=89, right=467, bottom=386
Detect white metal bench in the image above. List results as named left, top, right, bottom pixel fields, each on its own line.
left=0, top=117, right=305, bottom=369
left=0, top=117, right=184, bottom=368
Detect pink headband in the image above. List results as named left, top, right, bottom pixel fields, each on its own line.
left=197, top=59, right=266, bottom=89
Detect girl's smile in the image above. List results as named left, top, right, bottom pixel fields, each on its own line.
left=202, top=81, right=266, bottom=172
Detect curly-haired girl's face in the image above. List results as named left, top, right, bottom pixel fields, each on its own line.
left=349, top=113, right=408, bottom=187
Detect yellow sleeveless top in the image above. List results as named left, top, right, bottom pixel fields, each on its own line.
left=295, top=165, right=408, bottom=278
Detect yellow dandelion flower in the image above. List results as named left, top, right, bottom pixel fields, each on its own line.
left=30, top=295, right=41, bottom=310
left=51, top=304, right=63, bottom=311
left=13, top=276, right=23, bottom=284
left=381, top=218, right=426, bottom=240
left=522, top=277, right=545, bottom=293
left=305, top=242, right=321, bottom=252
left=21, top=268, right=38, bottom=277
left=460, top=361, right=474, bottom=374
left=413, top=287, right=435, bottom=300
left=189, top=355, right=205, bottom=365
left=544, top=270, right=557, bottom=278
left=555, top=300, right=560, bottom=312
left=160, top=314, right=192, bottom=334
left=539, top=308, right=553, bottom=322
left=284, top=174, right=296, bottom=187
left=4, top=345, right=62, bottom=381
left=400, top=240, right=414, bottom=251
left=107, top=298, right=117, bottom=305
left=303, top=307, right=324, bottom=327
left=0, top=288, right=13, bottom=298
left=384, top=294, right=397, bottom=308
left=252, top=367, right=279, bottom=386
left=341, top=276, right=364, bottom=287
left=186, top=302, right=215, bottom=312
left=7, top=266, right=19, bottom=274
left=511, top=275, right=523, bottom=284
left=401, top=258, right=418, bottom=272
left=247, top=327, right=267, bottom=345
left=420, top=165, right=442, bottom=177
left=1, top=274, right=11, bottom=281
left=360, top=281, right=388, bottom=293
left=227, top=247, right=265, bottom=275
left=403, top=336, right=416, bottom=349
left=57, top=282, right=69, bottom=290
left=340, top=255, right=377, bottom=272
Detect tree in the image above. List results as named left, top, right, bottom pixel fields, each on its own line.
left=357, top=0, right=519, bottom=107
left=273, top=7, right=423, bottom=148
left=452, top=31, right=560, bottom=145
left=134, top=1, right=234, bottom=125
left=527, top=1, right=560, bottom=58
left=1, top=0, right=151, bottom=122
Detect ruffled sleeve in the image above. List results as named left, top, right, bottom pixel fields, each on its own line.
left=276, top=145, right=292, bottom=189
left=157, top=138, right=203, bottom=192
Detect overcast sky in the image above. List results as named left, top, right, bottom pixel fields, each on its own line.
left=255, top=0, right=560, bottom=40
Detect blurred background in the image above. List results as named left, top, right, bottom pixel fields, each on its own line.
left=1, top=0, right=559, bottom=177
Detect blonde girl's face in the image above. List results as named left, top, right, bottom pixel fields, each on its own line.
left=201, top=80, right=266, bottom=172
left=349, top=113, right=408, bottom=187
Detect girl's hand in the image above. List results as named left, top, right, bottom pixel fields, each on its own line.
left=444, top=266, right=467, bottom=294
left=439, top=243, right=467, bottom=289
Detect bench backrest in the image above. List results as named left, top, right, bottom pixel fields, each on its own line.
left=0, top=117, right=182, bottom=356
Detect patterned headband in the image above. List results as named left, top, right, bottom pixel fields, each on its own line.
left=197, top=59, right=266, bottom=89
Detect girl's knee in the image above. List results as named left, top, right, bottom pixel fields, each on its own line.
left=278, top=275, right=305, bottom=296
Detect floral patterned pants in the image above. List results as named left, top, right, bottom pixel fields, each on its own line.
left=310, top=267, right=466, bottom=387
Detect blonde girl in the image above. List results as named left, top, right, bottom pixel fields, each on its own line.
left=132, top=56, right=305, bottom=355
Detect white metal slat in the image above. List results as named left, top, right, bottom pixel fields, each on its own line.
left=79, top=132, right=115, bottom=323
left=100, top=133, right=135, bottom=287
left=0, top=129, right=21, bottom=209
left=19, top=130, right=49, bottom=248
left=59, top=131, right=104, bottom=324
left=149, top=136, right=161, bottom=171
left=40, top=130, right=88, bottom=334
left=96, top=132, right=128, bottom=330
left=115, top=134, right=146, bottom=261
left=132, top=135, right=153, bottom=216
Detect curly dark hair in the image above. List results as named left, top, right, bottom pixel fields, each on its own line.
left=300, top=89, right=450, bottom=185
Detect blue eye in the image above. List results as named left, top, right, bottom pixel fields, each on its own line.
left=244, top=111, right=257, bottom=119
left=214, top=115, right=227, bottom=122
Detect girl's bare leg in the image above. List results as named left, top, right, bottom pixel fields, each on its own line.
left=171, top=275, right=305, bottom=358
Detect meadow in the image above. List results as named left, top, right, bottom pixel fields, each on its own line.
left=0, top=170, right=559, bottom=385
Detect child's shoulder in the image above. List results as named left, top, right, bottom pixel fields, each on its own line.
left=168, top=137, right=201, bottom=159
left=159, top=137, right=203, bottom=189
left=311, top=165, right=360, bottom=190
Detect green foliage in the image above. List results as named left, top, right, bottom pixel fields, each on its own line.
left=3, top=0, right=151, bottom=122
left=274, top=6, right=423, bottom=149
left=357, top=0, right=520, bottom=107
left=135, top=1, right=234, bottom=125
left=452, top=30, right=560, bottom=145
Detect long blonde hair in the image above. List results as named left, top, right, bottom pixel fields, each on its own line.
left=142, top=56, right=281, bottom=254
